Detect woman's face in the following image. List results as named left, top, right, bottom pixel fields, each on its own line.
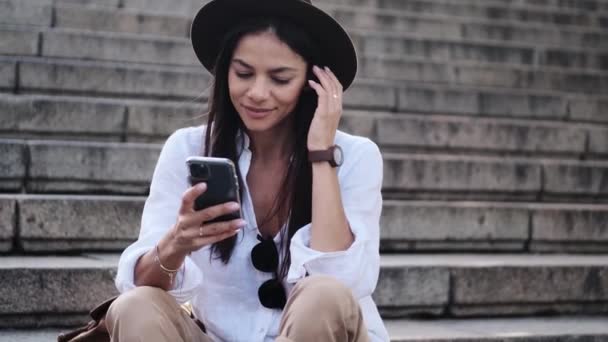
left=228, top=30, right=308, bottom=134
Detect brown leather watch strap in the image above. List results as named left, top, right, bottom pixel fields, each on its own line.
left=308, top=145, right=342, bottom=167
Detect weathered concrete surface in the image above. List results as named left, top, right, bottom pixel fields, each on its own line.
left=0, top=255, right=118, bottom=317
left=0, top=0, right=52, bottom=26
left=373, top=113, right=586, bottom=153
left=26, top=140, right=160, bottom=194
left=532, top=208, right=608, bottom=243
left=55, top=5, right=190, bottom=37
left=382, top=154, right=541, bottom=196
left=0, top=60, right=16, bottom=90
left=0, top=198, right=15, bottom=252
left=380, top=201, right=529, bottom=250
left=542, top=161, right=608, bottom=196
left=0, top=94, right=125, bottom=137
left=42, top=30, right=198, bottom=66
left=126, top=101, right=204, bottom=140
left=375, top=264, right=450, bottom=317
left=4, top=316, right=608, bottom=341
left=18, top=195, right=144, bottom=252
left=0, top=140, right=26, bottom=191
left=0, top=29, right=39, bottom=56
left=18, top=60, right=209, bottom=99
left=320, top=0, right=595, bottom=26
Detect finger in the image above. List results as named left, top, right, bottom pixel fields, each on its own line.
left=179, top=183, right=207, bottom=214
left=323, top=66, right=340, bottom=99
left=324, top=67, right=343, bottom=96
left=308, top=79, right=328, bottom=107
left=195, top=227, right=241, bottom=248
left=194, top=201, right=241, bottom=223
left=199, top=218, right=247, bottom=237
left=313, top=65, right=334, bottom=97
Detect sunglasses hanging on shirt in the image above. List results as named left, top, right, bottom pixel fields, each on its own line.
left=251, top=234, right=287, bottom=309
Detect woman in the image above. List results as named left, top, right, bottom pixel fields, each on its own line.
left=107, top=0, right=388, bottom=341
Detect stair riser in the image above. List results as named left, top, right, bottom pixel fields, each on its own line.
left=3, top=197, right=608, bottom=253
left=2, top=261, right=607, bottom=327
left=3, top=59, right=608, bottom=120
left=6, top=28, right=607, bottom=74
left=4, top=95, right=604, bottom=155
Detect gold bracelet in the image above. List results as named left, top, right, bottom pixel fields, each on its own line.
left=154, top=244, right=181, bottom=285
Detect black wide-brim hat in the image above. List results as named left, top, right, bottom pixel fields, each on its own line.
left=190, top=0, right=358, bottom=90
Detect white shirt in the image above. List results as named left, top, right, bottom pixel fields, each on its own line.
left=115, top=125, right=389, bottom=342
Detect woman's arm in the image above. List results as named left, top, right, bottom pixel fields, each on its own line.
left=306, top=65, right=354, bottom=252
left=309, top=162, right=353, bottom=252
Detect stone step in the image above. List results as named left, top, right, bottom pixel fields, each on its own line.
left=378, top=253, right=608, bottom=317
left=4, top=139, right=608, bottom=200
left=2, top=194, right=608, bottom=253
left=1, top=254, right=607, bottom=327
left=45, top=0, right=608, bottom=22
left=327, top=5, right=608, bottom=49
left=54, top=4, right=190, bottom=38
left=386, top=316, right=608, bottom=341
left=3, top=94, right=607, bottom=157
left=5, top=1, right=607, bottom=50
left=359, top=55, right=607, bottom=95
left=317, top=0, right=606, bottom=27
left=2, top=57, right=606, bottom=119
left=3, top=26, right=606, bottom=71
left=3, top=316, right=608, bottom=341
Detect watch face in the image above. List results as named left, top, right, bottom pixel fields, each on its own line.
left=333, top=145, right=343, bottom=166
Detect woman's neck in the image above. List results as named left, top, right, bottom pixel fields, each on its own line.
left=247, top=119, right=295, bottom=163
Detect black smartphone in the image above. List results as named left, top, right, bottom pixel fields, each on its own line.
left=186, top=156, right=241, bottom=223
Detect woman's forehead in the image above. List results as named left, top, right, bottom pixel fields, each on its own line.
left=232, top=31, right=307, bottom=71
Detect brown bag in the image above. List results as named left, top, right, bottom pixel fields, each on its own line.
left=57, top=296, right=117, bottom=342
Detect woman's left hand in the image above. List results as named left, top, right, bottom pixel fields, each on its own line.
left=307, top=65, right=343, bottom=150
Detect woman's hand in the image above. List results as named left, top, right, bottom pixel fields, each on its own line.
left=164, top=183, right=246, bottom=258
left=307, top=65, right=343, bottom=150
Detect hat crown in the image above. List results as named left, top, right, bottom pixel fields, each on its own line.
left=191, top=0, right=357, bottom=89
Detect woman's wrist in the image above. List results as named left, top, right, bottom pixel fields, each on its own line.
left=157, top=233, right=187, bottom=270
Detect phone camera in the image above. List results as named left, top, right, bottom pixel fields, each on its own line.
left=191, top=163, right=210, bottom=180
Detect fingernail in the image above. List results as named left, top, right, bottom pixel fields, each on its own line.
left=229, top=202, right=240, bottom=210
left=197, top=183, right=207, bottom=190
left=313, top=65, right=320, bottom=71
left=238, top=219, right=247, bottom=227
left=324, top=66, right=330, bottom=72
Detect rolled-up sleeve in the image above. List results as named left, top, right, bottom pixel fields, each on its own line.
left=114, top=128, right=203, bottom=303
left=287, top=138, right=383, bottom=299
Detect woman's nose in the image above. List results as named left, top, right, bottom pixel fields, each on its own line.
left=247, top=78, right=269, bottom=102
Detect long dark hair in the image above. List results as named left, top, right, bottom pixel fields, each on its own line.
left=202, top=17, right=321, bottom=280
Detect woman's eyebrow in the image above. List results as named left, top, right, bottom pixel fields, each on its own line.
left=232, top=58, right=297, bottom=73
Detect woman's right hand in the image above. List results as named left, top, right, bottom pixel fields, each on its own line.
left=165, top=182, right=246, bottom=258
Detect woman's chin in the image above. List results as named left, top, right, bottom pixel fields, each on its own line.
left=240, top=118, right=273, bottom=133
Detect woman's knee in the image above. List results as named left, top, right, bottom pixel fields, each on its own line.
left=107, top=286, right=178, bottom=325
left=290, top=275, right=357, bottom=314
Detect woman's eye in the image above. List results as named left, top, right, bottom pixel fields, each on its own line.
left=236, top=72, right=252, bottom=79
left=272, top=78, right=290, bottom=85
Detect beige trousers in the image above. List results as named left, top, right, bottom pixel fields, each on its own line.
left=105, top=275, right=369, bottom=342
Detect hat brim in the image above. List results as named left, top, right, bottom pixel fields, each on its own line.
left=190, top=0, right=358, bottom=90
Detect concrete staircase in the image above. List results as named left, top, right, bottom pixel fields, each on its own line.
left=2, top=0, right=608, bottom=340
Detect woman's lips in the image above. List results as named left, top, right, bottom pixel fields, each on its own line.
left=242, top=105, right=274, bottom=119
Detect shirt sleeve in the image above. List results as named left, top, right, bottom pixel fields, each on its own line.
left=286, top=138, right=383, bottom=299
left=114, top=128, right=204, bottom=303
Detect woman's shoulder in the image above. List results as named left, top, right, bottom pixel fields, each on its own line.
left=335, top=130, right=381, bottom=162
left=163, top=125, right=207, bottom=156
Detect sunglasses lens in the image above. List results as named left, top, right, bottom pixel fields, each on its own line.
left=258, top=279, right=286, bottom=309
left=251, top=239, right=278, bottom=272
